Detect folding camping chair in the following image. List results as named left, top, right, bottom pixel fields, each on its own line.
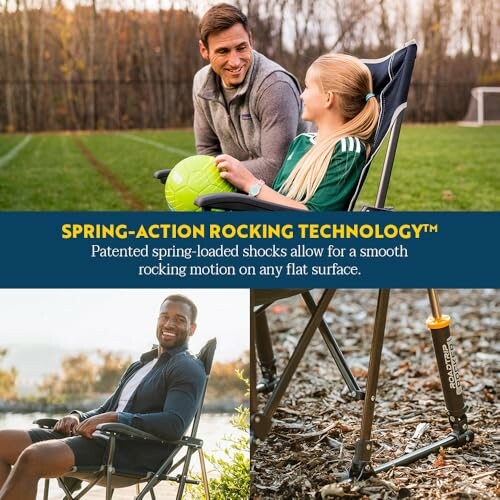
left=34, top=337, right=217, bottom=500
left=245, top=42, right=474, bottom=477
left=154, top=41, right=474, bottom=476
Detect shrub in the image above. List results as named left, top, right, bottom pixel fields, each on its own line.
left=188, top=371, right=250, bottom=499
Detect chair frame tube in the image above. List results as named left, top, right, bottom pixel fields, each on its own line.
left=302, top=291, right=364, bottom=399
left=350, top=289, right=390, bottom=477
left=373, top=430, right=474, bottom=474
left=253, top=290, right=336, bottom=441
left=198, top=448, right=210, bottom=500
left=374, top=111, right=405, bottom=209
left=42, top=479, right=49, bottom=500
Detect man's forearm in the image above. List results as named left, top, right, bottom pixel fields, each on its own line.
left=196, top=143, right=222, bottom=157
left=246, top=80, right=305, bottom=185
left=193, top=105, right=221, bottom=157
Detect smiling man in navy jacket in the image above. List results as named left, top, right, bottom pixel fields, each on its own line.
left=0, top=294, right=205, bottom=500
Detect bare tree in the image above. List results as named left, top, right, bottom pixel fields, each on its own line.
left=2, top=0, right=17, bottom=131
left=0, top=0, right=498, bottom=130
left=35, top=0, right=47, bottom=130
left=138, top=2, right=159, bottom=128
left=157, top=0, right=168, bottom=128
left=418, top=0, right=453, bottom=121
left=88, top=0, right=97, bottom=129
left=21, top=0, right=34, bottom=131
left=111, top=6, right=125, bottom=128
left=326, top=0, right=377, bottom=53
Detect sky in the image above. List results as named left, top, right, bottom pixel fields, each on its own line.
left=0, top=289, right=249, bottom=363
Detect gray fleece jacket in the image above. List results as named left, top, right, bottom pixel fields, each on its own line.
left=193, top=50, right=308, bottom=185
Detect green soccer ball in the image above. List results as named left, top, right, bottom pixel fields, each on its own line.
left=165, top=155, right=236, bottom=211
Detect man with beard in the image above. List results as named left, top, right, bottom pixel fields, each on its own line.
left=194, top=3, right=308, bottom=186
left=0, top=294, right=205, bottom=500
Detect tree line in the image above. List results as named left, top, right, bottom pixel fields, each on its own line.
left=1, top=0, right=498, bottom=132
left=0, top=348, right=131, bottom=405
left=0, top=347, right=248, bottom=408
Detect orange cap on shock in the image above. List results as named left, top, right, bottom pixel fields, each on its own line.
left=426, top=314, right=451, bottom=330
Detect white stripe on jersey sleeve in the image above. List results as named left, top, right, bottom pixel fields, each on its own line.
left=348, top=137, right=354, bottom=151
left=355, top=137, right=361, bottom=153
left=340, top=138, right=346, bottom=152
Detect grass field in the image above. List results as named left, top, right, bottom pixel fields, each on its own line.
left=0, top=125, right=498, bottom=211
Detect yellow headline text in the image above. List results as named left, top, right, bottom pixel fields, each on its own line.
left=61, top=223, right=438, bottom=240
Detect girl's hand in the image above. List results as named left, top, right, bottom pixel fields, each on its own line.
left=215, top=154, right=257, bottom=193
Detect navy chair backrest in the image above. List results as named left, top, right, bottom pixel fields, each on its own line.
left=348, top=41, right=417, bottom=210
left=197, top=337, right=217, bottom=375
left=189, top=337, right=217, bottom=438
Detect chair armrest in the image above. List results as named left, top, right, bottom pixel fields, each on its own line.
left=195, top=192, right=302, bottom=212
left=33, top=418, right=58, bottom=429
left=361, top=205, right=394, bottom=212
left=97, top=423, right=164, bottom=442
left=180, top=436, right=203, bottom=448
left=97, top=423, right=202, bottom=448
left=153, top=169, right=172, bottom=185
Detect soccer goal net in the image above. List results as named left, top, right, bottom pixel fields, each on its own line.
left=459, top=86, right=500, bottom=126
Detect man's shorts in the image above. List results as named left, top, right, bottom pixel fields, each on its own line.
left=28, top=428, right=108, bottom=467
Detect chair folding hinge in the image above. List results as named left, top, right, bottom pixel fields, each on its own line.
left=257, top=360, right=278, bottom=394
left=182, top=436, right=203, bottom=447
left=451, top=429, right=474, bottom=447
left=448, top=413, right=469, bottom=435
left=350, top=389, right=366, bottom=401
left=251, top=412, right=272, bottom=442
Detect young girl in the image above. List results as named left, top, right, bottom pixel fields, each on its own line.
left=215, top=53, right=379, bottom=211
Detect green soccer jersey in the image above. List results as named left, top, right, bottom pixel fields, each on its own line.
left=272, top=133, right=366, bottom=211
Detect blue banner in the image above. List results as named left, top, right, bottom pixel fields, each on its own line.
left=0, top=211, right=497, bottom=288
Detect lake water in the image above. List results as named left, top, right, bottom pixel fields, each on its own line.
left=0, top=411, right=248, bottom=499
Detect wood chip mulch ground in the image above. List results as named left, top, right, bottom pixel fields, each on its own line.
left=251, top=289, right=499, bottom=499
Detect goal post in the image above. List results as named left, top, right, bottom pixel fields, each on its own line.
left=458, top=86, right=500, bottom=126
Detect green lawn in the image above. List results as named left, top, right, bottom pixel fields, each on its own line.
left=0, top=125, right=498, bottom=211
left=357, top=125, right=500, bottom=210
left=0, top=135, right=26, bottom=157
left=0, top=131, right=195, bottom=210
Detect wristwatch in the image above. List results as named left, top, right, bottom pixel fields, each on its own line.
left=248, top=179, right=265, bottom=197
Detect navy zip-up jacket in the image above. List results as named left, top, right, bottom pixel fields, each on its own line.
left=72, top=342, right=205, bottom=471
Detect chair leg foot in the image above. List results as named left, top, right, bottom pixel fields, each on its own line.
left=349, top=440, right=376, bottom=479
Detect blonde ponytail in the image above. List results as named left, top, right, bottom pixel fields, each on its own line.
left=280, top=54, right=379, bottom=203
